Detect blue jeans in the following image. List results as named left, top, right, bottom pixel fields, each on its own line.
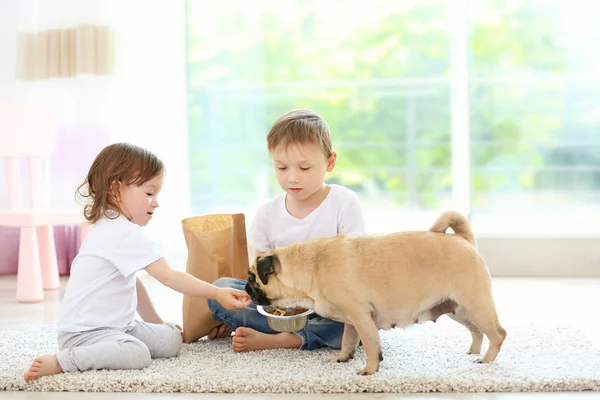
left=208, top=277, right=344, bottom=350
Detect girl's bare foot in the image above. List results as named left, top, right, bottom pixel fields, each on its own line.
left=24, top=355, right=63, bottom=381
left=232, top=327, right=301, bottom=352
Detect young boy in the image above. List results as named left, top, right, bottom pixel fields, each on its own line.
left=208, top=108, right=365, bottom=352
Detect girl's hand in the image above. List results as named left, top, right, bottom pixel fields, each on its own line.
left=216, top=288, right=252, bottom=310
left=175, top=324, right=184, bottom=340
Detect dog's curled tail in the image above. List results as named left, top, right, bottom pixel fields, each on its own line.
left=429, top=210, right=476, bottom=246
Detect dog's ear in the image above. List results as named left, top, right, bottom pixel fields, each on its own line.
left=257, top=255, right=279, bottom=285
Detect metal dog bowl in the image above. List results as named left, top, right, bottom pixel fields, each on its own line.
left=257, top=305, right=313, bottom=332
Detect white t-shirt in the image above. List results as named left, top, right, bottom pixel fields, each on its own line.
left=58, top=213, right=164, bottom=333
left=249, top=184, right=365, bottom=252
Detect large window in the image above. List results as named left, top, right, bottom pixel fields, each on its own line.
left=468, top=1, right=600, bottom=233
left=185, top=0, right=600, bottom=235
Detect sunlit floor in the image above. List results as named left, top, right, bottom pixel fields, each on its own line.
left=1, top=275, right=599, bottom=400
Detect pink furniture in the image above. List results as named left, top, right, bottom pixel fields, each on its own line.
left=0, top=101, right=89, bottom=303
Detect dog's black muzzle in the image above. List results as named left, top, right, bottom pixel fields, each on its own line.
left=245, top=282, right=271, bottom=306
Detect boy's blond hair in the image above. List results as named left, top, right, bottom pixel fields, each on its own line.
left=267, top=109, right=333, bottom=159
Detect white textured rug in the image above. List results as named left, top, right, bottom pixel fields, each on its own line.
left=2, top=321, right=600, bottom=394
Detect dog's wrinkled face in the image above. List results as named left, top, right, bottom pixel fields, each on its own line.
left=245, top=254, right=281, bottom=306
left=246, top=253, right=313, bottom=309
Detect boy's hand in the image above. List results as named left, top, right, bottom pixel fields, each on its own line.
left=208, top=323, right=233, bottom=339
left=216, top=288, right=252, bottom=310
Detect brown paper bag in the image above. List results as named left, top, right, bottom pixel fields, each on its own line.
left=181, top=214, right=250, bottom=342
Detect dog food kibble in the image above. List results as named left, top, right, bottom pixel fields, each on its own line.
left=265, top=307, right=307, bottom=316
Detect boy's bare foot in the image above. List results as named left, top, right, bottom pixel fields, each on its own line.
left=232, top=327, right=302, bottom=352
left=24, top=355, right=63, bottom=381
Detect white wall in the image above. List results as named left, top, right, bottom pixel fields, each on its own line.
left=0, top=0, right=17, bottom=97
left=0, top=0, right=192, bottom=269
left=109, top=1, right=191, bottom=269
left=0, top=0, right=19, bottom=209
left=479, top=236, right=600, bottom=277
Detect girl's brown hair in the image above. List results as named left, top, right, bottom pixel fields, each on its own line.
left=76, top=143, right=164, bottom=224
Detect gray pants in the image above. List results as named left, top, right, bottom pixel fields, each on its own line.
left=55, top=321, right=183, bottom=373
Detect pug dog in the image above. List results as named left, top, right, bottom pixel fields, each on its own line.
left=245, top=210, right=506, bottom=375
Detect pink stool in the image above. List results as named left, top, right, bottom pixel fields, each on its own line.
left=0, top=101, right=89, bottom=303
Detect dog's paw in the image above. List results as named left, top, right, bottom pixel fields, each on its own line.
left=474, top=358, right=484, bottom=364
left=329, top=352, right=354, bottom=363
left=468, top=345, right=482, bottom=355
left=357, top=367, right=377, bottom=376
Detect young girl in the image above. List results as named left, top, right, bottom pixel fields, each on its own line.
left=24, top=143, right=251, bottom=381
